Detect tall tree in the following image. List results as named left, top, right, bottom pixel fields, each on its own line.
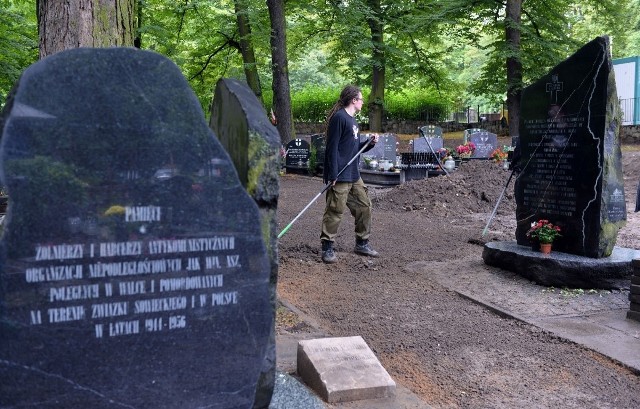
left=38, top=0, right=137, bottom=58
left=505, top=0, right=521, bottom=139
left=234, top=0, right=263, bottom=103
left=0, top=0, right=38, bottom=106
left=267, top=0, right=295, bottom=143
left=365, top=0, right=385, bottom=131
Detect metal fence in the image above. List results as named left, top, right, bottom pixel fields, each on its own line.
left=382, top=101, right=505, bottom=124
left=620, top=97, right=639, bottom=125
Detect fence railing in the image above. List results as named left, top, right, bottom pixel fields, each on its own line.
left=619, top=97, right=639, bottom=125
left=382, top=101, right=505, bottom=124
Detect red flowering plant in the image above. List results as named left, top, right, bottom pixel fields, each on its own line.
left=456, top=142, right=476, bottom=158
left=526, top=219, right=562, bottom=244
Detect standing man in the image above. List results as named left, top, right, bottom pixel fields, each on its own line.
left=320, top=85, right=380, bottom=264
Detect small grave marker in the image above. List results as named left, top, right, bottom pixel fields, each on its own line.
left=297, top=336, right=396, bottom=403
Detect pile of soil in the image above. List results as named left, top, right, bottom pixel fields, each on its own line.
left=276, top=149, right=640, bottom=408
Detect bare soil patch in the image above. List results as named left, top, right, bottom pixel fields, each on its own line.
left=276, top=143, right=640, bottom=408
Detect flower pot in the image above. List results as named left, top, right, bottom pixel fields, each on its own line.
left=539, top=243, right=552, bottom=254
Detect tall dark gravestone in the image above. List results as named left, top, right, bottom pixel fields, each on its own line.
left=0, top=48, right=272, bottom=408
left=515, top=37, right=626, bottom=258
left=209, top=78, right=281, bottom=408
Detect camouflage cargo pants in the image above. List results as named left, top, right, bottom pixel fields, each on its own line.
left=320, top=178, right=372, bottom=243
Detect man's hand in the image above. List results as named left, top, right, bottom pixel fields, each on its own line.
left=371, top=133, right=379, bottom=144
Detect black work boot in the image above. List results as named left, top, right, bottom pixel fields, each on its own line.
left=354, top=239, right=379, bottom=257
left=321, top=240, right=337, bottom=264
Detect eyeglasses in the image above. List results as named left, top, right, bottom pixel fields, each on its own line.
left=354, top=97, right=363, bottom=101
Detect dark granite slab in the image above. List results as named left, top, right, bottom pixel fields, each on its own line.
left=0, top=47, right=271, bottom=408
left=514, top=36, right=625, bottom=258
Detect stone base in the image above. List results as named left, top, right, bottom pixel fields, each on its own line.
left=482, top=241, right=640, bottom=289
left=361, top=169, right=402, bottom=185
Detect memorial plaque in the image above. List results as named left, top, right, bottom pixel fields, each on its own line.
left=285, top=138, right=310, bottom=169
left=0, top=48, right=272, bottom=408
left=359, top=133, right=397, bottom=166
left=297, top=336, right=396, bottom=403
left=469, top=131, right=498, bottom=158
left=514, top=36, right=626, bottom=258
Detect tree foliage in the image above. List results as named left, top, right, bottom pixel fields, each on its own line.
left=0, top=0, right=37, bottom=106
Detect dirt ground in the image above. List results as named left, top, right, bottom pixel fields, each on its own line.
left=275, top=138, right=640, bottom=409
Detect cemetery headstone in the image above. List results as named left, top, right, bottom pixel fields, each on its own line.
left=311, top=134, right=325, bottom=173
left=463, top=127, right=483, bottom=144
left=412, top=135, right=444, bottom=153
left=285, top=138, right=310, bottom=171
left=469, top=131, right=498, bottom=159
left=419, top=124, right=443, bottom=138
left=0, top=48, right=272, bottom=408
left=514, top=36, right=626, bottom=258
left=297, top=336, right=396, bottom=403
left=209, top=78, right=281, bottom=408
left=359, top=133, right=397, bottom=168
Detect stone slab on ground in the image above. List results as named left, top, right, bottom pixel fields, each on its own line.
left=297, top=336, right=396, bottom=404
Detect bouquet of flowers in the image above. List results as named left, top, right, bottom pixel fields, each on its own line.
left=456, top=142, right=476, bottom=158
left=490, top=147, right=508, bottom=163
left=526, top=219, right=562, bottom=244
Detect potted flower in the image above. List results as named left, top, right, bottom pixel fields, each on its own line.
left=526, top=219, right=562, bottom=254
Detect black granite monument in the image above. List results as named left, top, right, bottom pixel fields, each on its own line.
left=514, top=36, right=625, bottom=258
left=0, top=48, right=272, bottom=408
left=209, top=78, right=281, bottom=408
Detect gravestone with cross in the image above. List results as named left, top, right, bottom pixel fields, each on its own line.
left=469, top=131, right=498, bottom=159
left=285, top=138, right=311, bottom=171
left=413, top=125, right=444, bottom=153
left=514, top=36, right=626, bottom=258
left=359, top=133, right=397, bottom=168
left=0, top=48, right=273, bottom=407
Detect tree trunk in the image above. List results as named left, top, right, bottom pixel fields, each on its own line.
left=267, top=0, right=295, bottom=144
left=366, top=0, right=385, bottom=132
left=505, top=0, right=522, bottom=140
left=234, top=0, right=263, bottom=104
left=38, top=0, right=136, bottom=58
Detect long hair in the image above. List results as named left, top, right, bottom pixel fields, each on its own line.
left=325, top=85, right=361, bottom=135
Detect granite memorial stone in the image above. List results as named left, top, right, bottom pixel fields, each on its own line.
left=514, top=36, right=626, bottom=258
left=209, top=78, right=281, bottom=409
left=0, top=48, right=272, bottom=408
left=469, top=131, right=498, bottom=159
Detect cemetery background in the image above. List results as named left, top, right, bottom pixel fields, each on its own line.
left=276, top=134, right=640, bottom=408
